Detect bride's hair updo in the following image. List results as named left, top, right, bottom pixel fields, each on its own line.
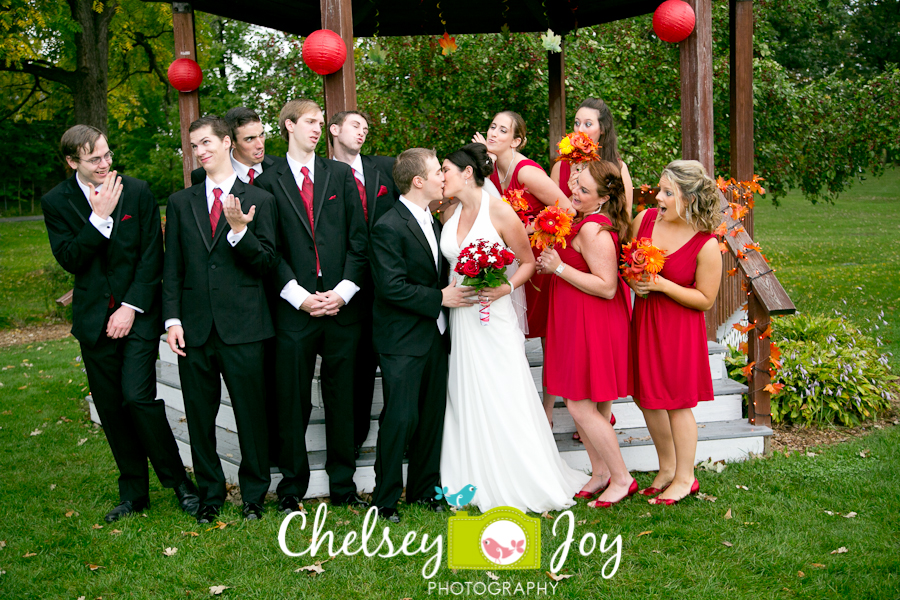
left=445, top=143, right=495, bottom=187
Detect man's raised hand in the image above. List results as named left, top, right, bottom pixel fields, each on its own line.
left=223, top=194, right=255, bottom=234
left=89, top=170, right=123, bottom=220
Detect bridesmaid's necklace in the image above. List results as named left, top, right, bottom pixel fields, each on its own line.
left=499, top=149, right=517, bottom=187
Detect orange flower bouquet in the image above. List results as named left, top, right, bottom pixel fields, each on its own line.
left=502, top=188, right=531, bottom=226
left=530, top=202, right=573, bottom=250
left=554, top=132, right=600, bottom=164
left=620, top=237, right=667, bottom=297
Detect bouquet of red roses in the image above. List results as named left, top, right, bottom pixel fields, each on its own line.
left=502, top=187, right=531, bottom=226
left=620, top=237, right=667, bottom=297
left=530, top=202, right=573, bottom=251
left=455, top=238, right=517, bottom=326
left=554, top=132, right=600, bottom=164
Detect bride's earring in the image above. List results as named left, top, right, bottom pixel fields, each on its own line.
left=465, top=178, right=469, bottom=186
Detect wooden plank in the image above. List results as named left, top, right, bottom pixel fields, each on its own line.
left=321, top=0, right=357, bottom=134
left=548, top=41, right=566, bottom=162
left=172, top=3, right=200, bottom=189
left=729, top=0, right=755, bottom=237
left=746, top=290, right=772, bottom=427
left=680, top=0, right=714, bottom=175
left=56, top=289, right=74, bottom=307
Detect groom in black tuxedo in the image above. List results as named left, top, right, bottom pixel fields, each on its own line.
left=369, top=148, right=477, bottom=523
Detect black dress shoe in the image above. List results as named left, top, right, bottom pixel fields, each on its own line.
left=377, top=507, right=401, bottom=523
left=411, top=499, right=445, bottom=513
left=278, top=495, right=301, bottom=514
left=332, top=492, right=370, bottom=508
left=196, top=504, right=221, bottom=525
left=242, top=502, right=264, bottom=521
left=104, top=498, right=149, bottom=523
left=174, top=480, right=201, bottom=516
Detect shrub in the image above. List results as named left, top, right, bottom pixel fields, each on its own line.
left=727, top=313, right=896, bottom=426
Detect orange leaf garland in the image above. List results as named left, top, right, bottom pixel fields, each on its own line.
left=742, top=361, right=756, bottom=379
left=439, top=32, right=458, bottom=55
left=764, top=382, right=785, bottom=396
left=727, top=267, right=739, bottom=277
left=714, top=222, right=728, bottom=238
left=758, top=324, right=772, bottom=340
left=719, top=242, right=729, bottom=254
left=743, top=242, right=763, bottom=253
left=729, top=203, right=749, bottom=221
left=733, top=322, right=756, bottom=334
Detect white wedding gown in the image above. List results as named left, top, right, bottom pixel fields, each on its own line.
left=439, top=191, right=590, bottom=513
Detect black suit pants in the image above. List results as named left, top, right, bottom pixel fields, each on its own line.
left=372, top=335, right=448, bottom=510
left=81, top=332, right=185, bottom=503
left=178, top=326, right=270, bottom=506
left=275, top=317, right=360, bottom=500
left=352, top=312, right=379, bottom=448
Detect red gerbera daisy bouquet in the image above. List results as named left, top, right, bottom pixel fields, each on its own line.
left=620, top=237, right=667, bottom=297
left=455, top=238, right=517, bottom=326
left=530, top=202, right=573, bottom=250
left=555, top=131, right=600, bottom=164
left=502, top=187, right=531, bottom=226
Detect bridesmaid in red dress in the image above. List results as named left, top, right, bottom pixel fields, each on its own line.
left=538, top=161, right=636, bottom=507
left=629, top=160, right=723, bottom=505
left=473, top=111, right=570, bottom=427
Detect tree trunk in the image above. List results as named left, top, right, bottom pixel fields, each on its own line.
left=68, top=0, right=116, bottom=132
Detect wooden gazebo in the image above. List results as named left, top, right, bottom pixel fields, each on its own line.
left=160, top=0, right=794, bottom=429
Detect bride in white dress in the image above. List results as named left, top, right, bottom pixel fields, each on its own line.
left=438, top=144, right=590, bottom=513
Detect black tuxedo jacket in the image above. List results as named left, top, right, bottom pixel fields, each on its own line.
left=42, top=174, right=163, bottom=347
left=190, top=154, right=285, bottom=186
left=162, top=179, right=279, bottom=347
left=359, top=154, right=399, bottom=228
left=370, top=201, right=448, bottom=357
left=255, top=156, right=368, bottom=331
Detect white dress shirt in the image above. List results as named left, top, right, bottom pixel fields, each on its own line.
left=279, top=153, right=360, bottom=311
left=399, top=196, right=446, bottom=334
left=230, top=150, right=262, bottom=184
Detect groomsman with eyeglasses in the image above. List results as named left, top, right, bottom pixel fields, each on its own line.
left=326, top=110, right=399, bottom=458
left=190, top=107, right=285, bottom=186
left=41, top=125, right=201, bottom=523
left=163, top=115, right=279, bottom=524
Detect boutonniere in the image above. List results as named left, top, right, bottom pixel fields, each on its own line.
left=329, top=195, right=336, bottom=200
left=377, top=185, right=389, bottom=198
left=121, top=214, right=133, bottom=222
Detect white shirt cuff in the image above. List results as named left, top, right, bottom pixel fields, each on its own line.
left=226, top=227, right=247, bottom=246
left=280, top=279, right=311, bottom=310
left=165, top=318, right=182, bottom=330
left=89, top=212, right=114, bottom=239
left=334, top=279, right=360, bottom=305
left=121, top=302, right=143, bottom=314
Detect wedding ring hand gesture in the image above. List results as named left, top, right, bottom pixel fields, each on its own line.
left=223, top=194, right=255, bottom=234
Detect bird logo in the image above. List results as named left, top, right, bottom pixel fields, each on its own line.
left=434, top=484, right=477, bottom=509
left=482, top=538, right=525, bottom=563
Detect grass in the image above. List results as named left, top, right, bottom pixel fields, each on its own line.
left=0, top=338, right=898, bottom=598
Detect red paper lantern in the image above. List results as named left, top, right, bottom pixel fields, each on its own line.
left=303, top=29, right=347, bottom=75
left=167, top=58, right=203, bottom=93
left=653, top=0, right=696, bottom=43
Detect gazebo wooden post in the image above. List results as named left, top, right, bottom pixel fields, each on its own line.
left=679, top=0, right=716, bottom=339
left=548, top=40, right=566, bottom=162
left=172, top=2, right=200, bottom=189
left=321, top=0, right=357, bottom=137
left=730, top=0, right=754, bottom=237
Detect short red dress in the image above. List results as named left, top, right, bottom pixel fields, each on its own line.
left=630, top=208, right=715, bottom=409
left=490, top=158, right=552, bottom=339
left=544, top=214, right=631, bottom=402
left=557, top=160, right=574, bottom=198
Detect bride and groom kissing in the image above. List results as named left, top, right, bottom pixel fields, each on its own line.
left=368, top=145, right=588, bottom=524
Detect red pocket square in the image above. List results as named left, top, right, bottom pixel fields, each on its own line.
left=121, top=214, right=133, bottom=221
left=377, top=185, right=389, bottom=197
left=329, top=195, right=336, bottom=200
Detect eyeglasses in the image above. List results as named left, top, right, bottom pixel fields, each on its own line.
left=79, top=151, right=114, bottom=166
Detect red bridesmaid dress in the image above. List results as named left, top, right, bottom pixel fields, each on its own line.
left=490, top=158, right=559, bottom=339
left=544, top=214, right=631, bottom=402
left=631, top=208, right=715, bottom=409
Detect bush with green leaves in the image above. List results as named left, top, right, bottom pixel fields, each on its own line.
left=727, top=313, right=896, bottom=426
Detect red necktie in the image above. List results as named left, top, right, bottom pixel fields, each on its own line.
left=210, top=188, right=223, bottom=237
left=299, top=167, right=320, bottom=274
left=354, top=172, right=368, bottom=222
left=248, top=169, right=256, bottom=185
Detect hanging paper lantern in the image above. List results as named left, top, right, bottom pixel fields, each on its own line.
left=167, top=58, right=203, bottom=93
left=302, top=29, right=347, bottom=75
left=653, top=0, right=696, bottom=44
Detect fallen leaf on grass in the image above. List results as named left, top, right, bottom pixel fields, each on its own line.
left=65, top=510, right=79, bottom=517
left=824, top=510, right=836, bottom=516
left=798, top=571, right=805, bottom=578
left=831, top=547, right=848, bottom=554
left=806, top=452, right=817, bottom=457
left=547, top=571, right=574, bottom=582
left=86, top=563, right=103, bottom=570
left=209, top=585, right=229, bottom=595
left=206, top=521, right=234, bottom=531
left=811, top=563, right=826, bottom=568
left=843, top=512, right=857, bottom=519
left=859, top=449, right=870, bottom=458
left=50, top=484, right=56, bottom=490
left=29, top=428, right=42, bottom=436
left=295, top=563, right=324, bottom=576
left=724, top=509, right=733, bottom=520
left=697, top=493, right=717, bottom=502
left=77, top=597, right=85, bottom=600
left=110, top=530, right=122, bottom=535
left=639, top=512, right=652, bottom=518
left=0, top=540, right=5, bottom=549
left=637, top=531, right=652, bottom=537
left=576, top=520, right=586, bottom=525
left=91, top=524, right=103, bottom=530
left=182, top=531, right=199, bottom=537
left=78, top=439, right=88, bottom=446
left=347, top=507, right=360, bottom=516
left=485, top=571, right=499, bottom=581
left=722, top=541, right=733, bottom=547
left=651, top=550, right=661, bottom=554
left=541, top=512, right=553, bottom=519
left=163, top=547, right=178, bottom=556
left=23, top=552, right=37, bottom=557
left=736, top=485, right=749, bottom=490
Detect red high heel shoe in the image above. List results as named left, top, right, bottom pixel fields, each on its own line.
left=588, top=479, right=638, bottom=508
left=648, top=479, right=700, bottom=505
left=574, top=478, right=610, bottom=500
left=638, top=483, right=670, bottom=497
left=610, top=413, right=616, bottom=426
